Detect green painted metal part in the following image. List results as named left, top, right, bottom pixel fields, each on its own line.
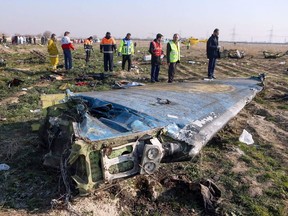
left=68, top=139, right=137, bottom=194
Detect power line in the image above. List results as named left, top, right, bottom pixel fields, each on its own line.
left=268, top=26, right=273, bottom=43
left=231, top=26, right=236, bottom=42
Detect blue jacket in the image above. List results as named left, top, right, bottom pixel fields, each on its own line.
left=206, top=34, right=219, bottom=59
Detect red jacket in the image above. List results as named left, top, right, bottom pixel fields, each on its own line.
left=61, top=36, right=75, bottom=50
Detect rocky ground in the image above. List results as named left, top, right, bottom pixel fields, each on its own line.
left=0, top=41, right=287, bottom=216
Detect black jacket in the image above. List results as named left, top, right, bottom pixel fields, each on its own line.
left=206, top=34, right=219, bottom=59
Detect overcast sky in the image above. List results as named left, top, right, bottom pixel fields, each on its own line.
left=1, top=0, right=288, bottom=42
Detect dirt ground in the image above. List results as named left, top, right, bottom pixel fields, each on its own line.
left=0, top=41, right=287, bottom=216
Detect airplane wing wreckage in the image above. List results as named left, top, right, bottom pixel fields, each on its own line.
left=40, top=76, right=264, bottom=194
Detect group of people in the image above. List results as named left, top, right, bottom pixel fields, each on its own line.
left=11, top=35, right=37, bottom=45
left=47, top=28, right=220, bottom=82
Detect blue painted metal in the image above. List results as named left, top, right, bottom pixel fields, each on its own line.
left=73, top=77, right=262, bottom=156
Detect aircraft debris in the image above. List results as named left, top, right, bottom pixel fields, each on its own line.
left=263, top=51, right=286, bottom=59
left=239, top=129, right=254, bottom=145
left=112, top=80, right=145, bottom=89
left=7, top=78, right=24, bottom=88
left=39, top=76, right=264, bottom=194
left=143, top=55, right=151, bottom=61
left=0, top=58, right=6, bottom=67
left=23, top=50, right=46, bottom=64
left=161, top=176, right=221, bottom=214
left=220, top=49, right=245, bottom=59
left=75, top=73, right=110, bottom=82
left=30, top=109, right=41, bottom=113
left=0, top=163, right=10, bottom=171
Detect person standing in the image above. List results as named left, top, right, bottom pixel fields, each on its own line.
left=149, top=33, right=163, bottom=83
left=84, top=36, right=93, bottom=63
left=206, top=28, right=220, bottom=79
left=100, top=32, right=116, bottom=72
left=186, top=40, right=191, bottom=50
left=118, top=33, right=134, bottom=71
left=167, top=34, right=180, bottom=83
left=2, top=34, right=7, bottom=46
left=47, top=34, right=59, bottom=71
left=61, top=31, right=75, bottom=70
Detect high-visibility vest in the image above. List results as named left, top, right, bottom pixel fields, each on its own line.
left=118, top=38, right=134, bottom=55
left=84, top=39, right=93, bottom=50
left=100, top=37, right=116, bottom=53
left=152, top=41, right=162, bottom=57
left=169, top=41, right=180, bottom=63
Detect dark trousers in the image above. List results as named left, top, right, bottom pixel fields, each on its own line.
left=85, top=50, right=91, bottom=63
left=168, top=62, right=178, bottom=83
left=104, top=53, right=114, bottom=72
left=63, top=49, right=72, bottom=70
left=208, top=58, right=217, bottom=77
left=151, top=64, right=160, bottom=82
left=122, top=55, right=131, bottom=71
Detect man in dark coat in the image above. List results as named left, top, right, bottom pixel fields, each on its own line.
left=206, top=28, right=220, bottom=79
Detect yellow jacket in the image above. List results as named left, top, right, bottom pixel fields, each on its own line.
left=47, top=39, right=59, bottom=56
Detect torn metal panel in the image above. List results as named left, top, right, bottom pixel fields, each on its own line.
left=80, top=78, right=262, bottom=157
left=40, top=77, right=263, bottom=194
left=101, top=141, right=140, bottom=182
left=263, top=51, right=286, bottom=59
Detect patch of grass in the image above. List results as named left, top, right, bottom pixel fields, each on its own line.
left=184, top=164, right=200, bottom=179
left=277, top=104, right=288, bottom=110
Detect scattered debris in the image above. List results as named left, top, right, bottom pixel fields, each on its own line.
left=112, top=80, right=145, bottom=89
left=75, top=73, right=110, bottom=82
left=239, top=129, right=254, bottom=145
left=24, top=50, right=46, bottom=64
left=143, top=55, right=151, bottom=61
left=258, top=73, right=266, bottom=83
left=263, top=51, right=285, bottom=59
left=228, top=49, right=245, bottom=58
left=30, top=109, right=41, bottom=113
left=161, top=176, right=222, bottom=214
left=130, top=68, right=139, bottom=73
left=0, top=117, right=7, bottom=121
left=188, top=60, right=196, bottom=64
left=7, top=78, right=24, bottom=88
left=21, top=88, right=28, bottom=91
left=50, top=75, right=63, bottom=81
left=40, top=75, right=56, bottom=81
left=0, top=58, right=6, bottom=67
left=75, top=81, right=89, bottom=86
left=40, top=93, right=66, bottom=108
left=221, top=49, right=245, bottom=59
left=279, top=61, right=286, bottom=65
left=0, top=163, right=10, bottom=171
left=59, top=83, right=72, bottom=90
